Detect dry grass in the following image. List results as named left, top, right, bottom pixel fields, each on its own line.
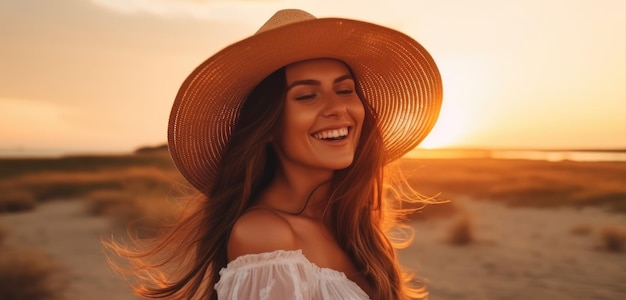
left=0, top=190, right=36, bottom=213
left=77, top=169, right=185, bottom=232
left=600, top=225, right=626, bottom=253
left=1, top=154, right=625, bottom=230
left=0, top=165, right=183, bottom=198
left=409, top=201, right=458, bottom=220
left=0, top=166, right=184, bottom=202
left=446, top=213, right=474, bottom=246
left=0, top=152, right=175, bottom=179
left=0, top=222, right=68, bottom=300
left=0, top=246, right=68, bottom=300
left=570, top=224, right=593, bottom=236
left=84, top=190, right=134, bottom=217
left=400, top=158, right=626, bottom=213
left=0, top=156, right=186, bottom=231
left=85, top=188, right=181, bottom=235
left=0, top=224, right=6, bottom=245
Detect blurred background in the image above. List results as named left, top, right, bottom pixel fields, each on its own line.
left=1, top=0, right=624, bottom=299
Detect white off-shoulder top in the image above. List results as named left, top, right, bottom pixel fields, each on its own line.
left=215, top=249, right=370, bottom=300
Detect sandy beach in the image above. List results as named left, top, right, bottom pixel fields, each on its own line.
left=0, top=200, right=140, bottom=300
left=2, top=196, right=625, bottom=299
left=399, top=198, right=626, bottom=300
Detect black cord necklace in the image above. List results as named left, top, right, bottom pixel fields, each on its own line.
left=281, top=180, right=330, bottom=216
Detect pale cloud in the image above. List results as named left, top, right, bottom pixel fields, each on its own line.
left=88, top=0, right=404, bottom=26
left=90, top=0, right=284, bottom=23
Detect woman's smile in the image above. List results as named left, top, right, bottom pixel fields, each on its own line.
left=312, top=126, right=348, bottom=140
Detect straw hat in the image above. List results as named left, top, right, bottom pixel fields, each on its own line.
left=168, top=9, right=443, bottom=192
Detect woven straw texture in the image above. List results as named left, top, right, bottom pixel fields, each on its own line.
left=168, top=9, right=443, bottom=192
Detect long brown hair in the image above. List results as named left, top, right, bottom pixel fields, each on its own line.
left=105, top=63, right=426, bottom=300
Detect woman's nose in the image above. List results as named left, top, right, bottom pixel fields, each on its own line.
left=321, top=94, right=348, bottom=117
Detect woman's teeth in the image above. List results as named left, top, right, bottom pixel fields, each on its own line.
left=312, top=127, right=349, bottom=140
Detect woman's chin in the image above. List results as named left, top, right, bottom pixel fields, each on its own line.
left=324, top=158, right=355, bottom=171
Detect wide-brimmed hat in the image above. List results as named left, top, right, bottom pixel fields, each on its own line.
left=168, top=9, right=443, bottom=192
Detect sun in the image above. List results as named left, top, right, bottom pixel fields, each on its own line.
left=418, top=100, right=470, bottom=149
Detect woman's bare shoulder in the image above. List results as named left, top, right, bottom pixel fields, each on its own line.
left=227, top=207, right=298, bottom=261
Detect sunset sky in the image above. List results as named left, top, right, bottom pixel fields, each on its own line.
left=1, top=0, right=624, bottom=155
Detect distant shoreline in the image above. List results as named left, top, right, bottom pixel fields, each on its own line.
left=1, top=147, right=626, bottom=161
left=0, top=149, right=132, bottom=159
left=407, top=148, right=626, bottom=162
left=416, top=147, right=626, bottom=153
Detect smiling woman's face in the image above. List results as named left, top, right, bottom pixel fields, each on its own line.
left=272, top=58, right=365, bottom=174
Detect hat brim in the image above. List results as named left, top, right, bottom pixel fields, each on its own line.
left=168, top=17, right=443, bottom=192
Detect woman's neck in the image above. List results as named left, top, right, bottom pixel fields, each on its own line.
left=260, top=167, right=332, bottom=218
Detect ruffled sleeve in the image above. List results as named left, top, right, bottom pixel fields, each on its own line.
left=215, top=250, right=316, bottom=300
left=215, top=249, right=370, bottom=300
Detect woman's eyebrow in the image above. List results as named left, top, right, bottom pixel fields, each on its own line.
left=286, top=79, right=320, bottom=92
left=333, top=74, right=353, bottom=84
left=286, top=74, right=353, bottom=92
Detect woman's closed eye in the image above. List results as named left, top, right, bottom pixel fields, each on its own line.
left=336, top=89, right=354, bottom=95
left=295, top=93, right=317, bottom=101
left=335, top=81, right=355, bottom=96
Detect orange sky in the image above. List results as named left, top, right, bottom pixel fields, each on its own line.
left=1, top=0, right=624, bottom=155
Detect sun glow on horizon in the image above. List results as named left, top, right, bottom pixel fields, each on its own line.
left=418, top=99, right=473, bottom=149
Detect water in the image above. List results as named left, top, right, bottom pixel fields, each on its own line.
left=2, top=148, right=626, bottom=163
left=489, top=150, right=626, bottom=162
left=0, top=148, right=128, bottom=158
left=406, top=149, right=626, bottom=162
left=0, top=148, right=67, bottom=158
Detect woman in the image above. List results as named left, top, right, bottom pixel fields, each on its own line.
left=108, top=9, right=442, bottom=300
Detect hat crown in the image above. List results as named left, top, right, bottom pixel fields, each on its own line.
left=255, top=9, right=316, bottom=34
